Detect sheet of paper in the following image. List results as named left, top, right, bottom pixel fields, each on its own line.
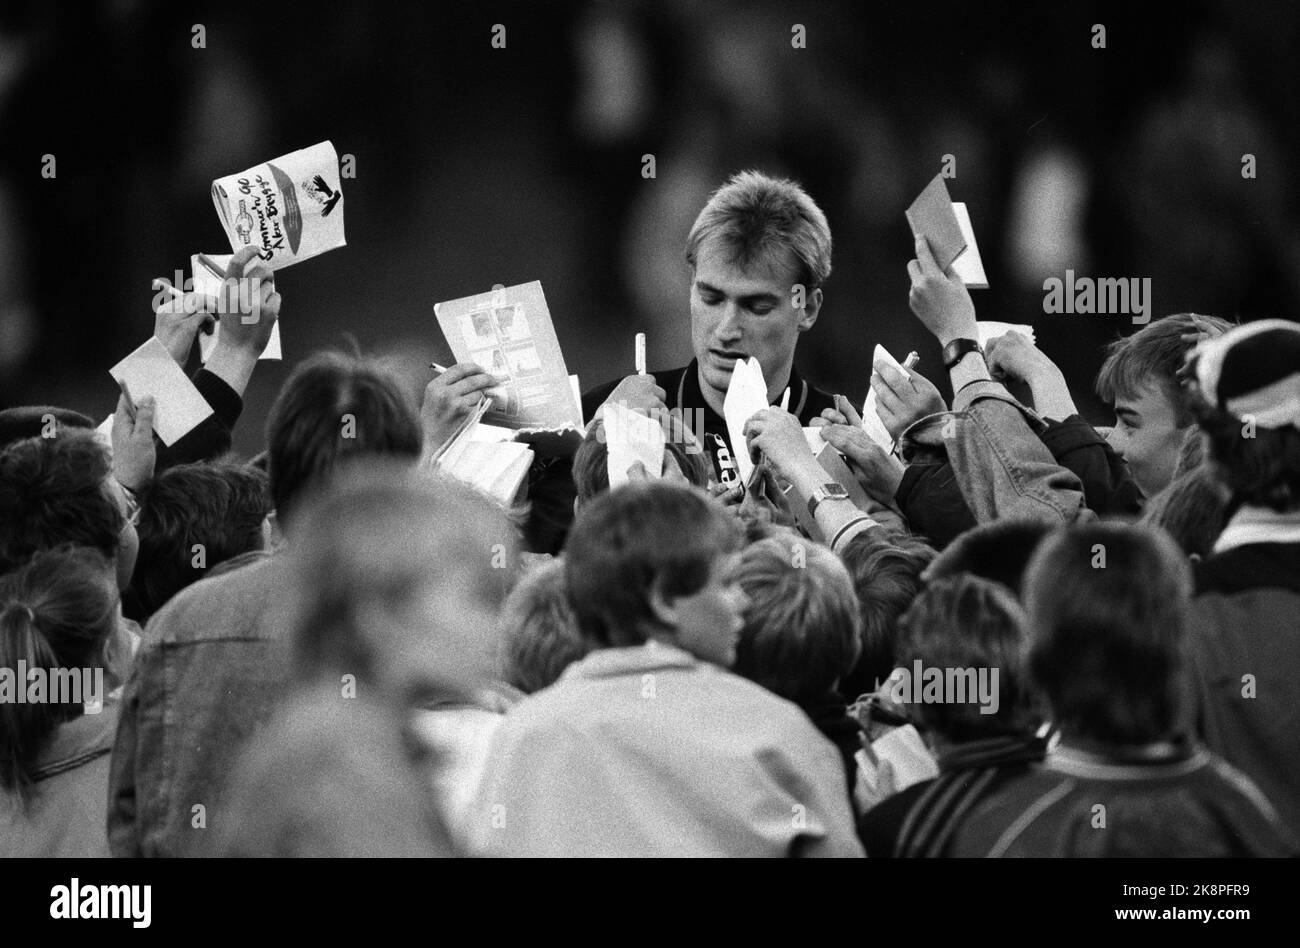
left=905, top=174, right=966, bottom=272
left=192, top=253, right=282, bottom=363
left=108, top=337, right=214, bottom=446
left=94, top=415, right=114, bottom=449
left=976, top=321, right=1035, bottom=347
left=211, top=141, right=346, bottom=270
left=569, top=375, right=583, bottom=428
left=722, top=357, right=768, bottom=484
left=605, top=402, right=667, bottom=488
left=861, top=345, right=910, bottom=453
left=950, top=202, right=989, bottom=289
left=803, top=427, right=826, bottom=454
left=433, top=281, right=582, bottom=430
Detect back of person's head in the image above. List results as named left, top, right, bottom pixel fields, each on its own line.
left=894, top=575, right=1038, bottom=742
left=924, top=519, right=1054, bottom=598
left=1137, top=465, right=1232, bottom=558
left=1096, top=313, right=1233, bottom=424
left=731, top=533, right=860, bottom=704
left=686, top=170, right=833, bottom=289
left=1023, top=523, right=1191, bottom=746
left=499, top=557, right=588, bottom=693
left=0, top=546, right=118, bottom=800
left=0, top=407, right=95, bottom=450
left=837, top=530, right=937, bottom=698
left=285, top=462, right=518, bottom=700
left=266, top=350, right=423, bottom=529
left=0, top=430, right=124, bottom=575
left=1190, top=319, right=1300, bottom=513
left=130, top=460, right=271, bottom=619
left=565, top=482, right=743, bottom=648
left=572, top=416, right=710, bottom=506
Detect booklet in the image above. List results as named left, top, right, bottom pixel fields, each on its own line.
left=108, top=337, right=214, bottom=446
left=433, top=281, right=583, bottom=430
left=976, top=321, right=1035, bottom=347
left=905, top=175, right=966, bottom=272
left=191, top=253, right=283, bottom=363
left=211, top=141, right=346, bottom=270
left=951, top=202, right=988, bottom=289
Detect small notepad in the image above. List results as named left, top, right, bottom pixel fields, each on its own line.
left=108, top=337, right=214, bottom=446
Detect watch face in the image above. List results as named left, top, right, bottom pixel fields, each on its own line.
left=825, top=483, right=849, bottom=500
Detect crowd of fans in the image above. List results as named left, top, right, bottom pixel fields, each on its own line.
left=1, top=171, right=1297, bottom=857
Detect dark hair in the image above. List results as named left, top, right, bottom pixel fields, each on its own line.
left=266, top=351, right=423, bottom=527
left=130, top=460, right=270, bottom=619
left=1095, top=313, right=1233, bottom=424
left=1023, top=523, right=1191, bottom=745
left=924, top=519, right=1054, bottom=598
left=732, top=534, right=860, bottom=704
left=1192, top=400, right=1300, bottom=513
left=564, top=482, right=743, bottom=647
left=500, top=557, right=588, bottom=693
left=0, top=430, right=123, bottom=574
left=0, top=407, right=95, bottom=449
left=1137, top=465, right=1232, bottom=558
left=895, top=575, right=1038, bottom=742
left=0, top=547, right=118, bottom=800
left=572, top=416, right=711, bottom=505
left=837, top=531, right=936, bottom=699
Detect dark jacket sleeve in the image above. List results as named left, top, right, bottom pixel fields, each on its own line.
left=1038, top=415, right=1144, bottom=516
left=153, top=369, right=244, bottom=469
left=893, top=454, right=978, bottom=550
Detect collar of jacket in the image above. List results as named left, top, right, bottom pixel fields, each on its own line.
left=560, top=641, right=702, bottom=682
left=1213, top=504, right=1300, bottom=554
left=29, top=695, right=120, bottom=783
left=1046, top=737, right=1208, bottom=781
left=935, top=732, right=1047, bottom=773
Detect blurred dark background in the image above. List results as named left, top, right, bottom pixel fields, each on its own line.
left=2, top=0, right=1298, bottom=455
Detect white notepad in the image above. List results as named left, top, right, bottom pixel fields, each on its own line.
left=722, top=357, right=769, bottom=484
left=108, top=337, right=214, bottom=446
left=605, top=402, right=666, bottom=488
left=950, top=202, right=988, bottom=289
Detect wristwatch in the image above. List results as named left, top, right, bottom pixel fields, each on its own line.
left=942, top=337, right=983, bottom=371
left=807, top=482, right=851, bottom=517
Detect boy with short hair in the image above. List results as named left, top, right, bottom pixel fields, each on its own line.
left=476, top=482, right=863, bottom=857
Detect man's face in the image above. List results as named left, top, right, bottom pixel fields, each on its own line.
left=1105, top=383, right=1185, bottom=497
left=666, top=552, right=749, bottom=668
left=690, top=237, right=820, bottom=402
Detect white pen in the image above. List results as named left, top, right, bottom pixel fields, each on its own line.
left=779, top=387, right=790, bottom=412
left=635, top=332, right=646, bottom=376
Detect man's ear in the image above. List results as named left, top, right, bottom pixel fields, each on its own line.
left=797, top=287, right=823, bottom=333
left=646, top=575, right=679, bottom=630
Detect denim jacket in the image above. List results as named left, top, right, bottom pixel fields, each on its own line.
left=107, top=551, right=290, bottom=857
left=898, top=380, right=1091, bottom=534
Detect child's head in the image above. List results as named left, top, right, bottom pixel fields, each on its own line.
left=1023, top=523, right=1191, bottom=746
left=836, top=530, right=935, bottom=698
left=0, top=546, right=119, bottom=800
left=285, top=462, right=518, bottom=701
left=1137, top=465, right=1232, bottom=558
left=1096, top=312, right=1232, bottom=497
left=731, top=534, right=860, bottom=704
left=572, top=415, right=710, bottom=508
left=499, top=557, right=589, bottom=693
left=1190, top=319, right=1300, bottom=513
left=130, top=460, right=271, bottom=619
left=564, top=482, right=746, bottom=666
left=0, top=430, right=134, bottom=590
left=266, top=350, right=423, bottom=530
left=894, top=575, right=1038, bottom=742
left=924, top=519, right=1053, bottom=599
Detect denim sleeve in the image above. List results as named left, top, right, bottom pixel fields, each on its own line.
left=945, top=380, right=1092, bottom=525
left=106, top=642, right=151, bottom=857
